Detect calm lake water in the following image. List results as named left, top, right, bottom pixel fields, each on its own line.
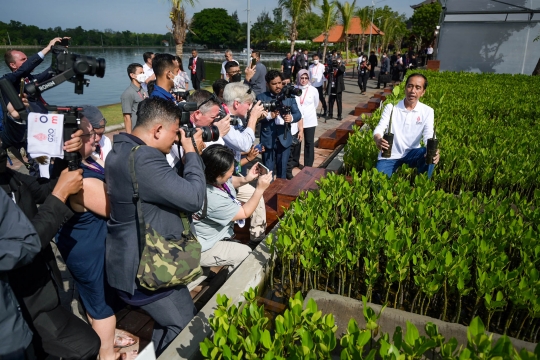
left=0, top=47, right=283, bottom=107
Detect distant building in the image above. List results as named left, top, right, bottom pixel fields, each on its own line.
left=411, top=0, right=440, bottom=10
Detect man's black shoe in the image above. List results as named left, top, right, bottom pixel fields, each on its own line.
left=327, top=114, right=333, bottom=119
left=375, top=87, right=381, bottom=89
left=286, top=173, right=294, bottom=180
left=336, top=116, right=343, bottom=121
left=297, top=164, right=305, bottom=170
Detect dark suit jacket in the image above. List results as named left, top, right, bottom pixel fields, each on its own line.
left=325, top=64, right=346, bottom=93
left=188, top=56, right=206, bottom=81
left=369, top=54, right=378, bottom=67
left=255, top=92, right=302, bottom=148
left=105, top=133, right=206, bottom=294
left=2, top=170, right=74, bottom=323
left=294, top=55, right=305, bottom=72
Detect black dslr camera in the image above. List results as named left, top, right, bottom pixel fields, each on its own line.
left=25, top=39, right=106, bottom=97
left=258, top=84, right=302, bottom=113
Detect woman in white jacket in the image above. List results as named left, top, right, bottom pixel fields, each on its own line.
left=294, top=69, right=319, bottom=167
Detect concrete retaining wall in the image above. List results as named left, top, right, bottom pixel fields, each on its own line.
left=304, top=290, right=536, bottom=353
left=158, top=228, right=278, bottom=360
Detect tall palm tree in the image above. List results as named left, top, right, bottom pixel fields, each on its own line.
left=356, top=7, right=371, bottom=53
left=168, top=0, right=196, bottom=58
left=320, top=0, right=337, bottom=61
left=336, top=0, right=356, bottom=64
left=278, top=0, right=318, bottom=54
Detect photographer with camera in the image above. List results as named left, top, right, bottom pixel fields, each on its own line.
left=0, top=108, right=101, bottom=358
left=373, top=74, right=439, bottom=179
left=358, top=59, right=371, bottom=95
left=325, top=57, right=346, bottom=120
left=106, top=97, right=206, bottom=356
left=256, top=70, right=302, bottom=179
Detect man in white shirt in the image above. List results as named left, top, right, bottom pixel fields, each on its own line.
left=373, top=73, right=440, bottom=178
left=427, top=45, right=434, bottom=61
left=221, top=49, right=239, bottom=79
left=141, top=52, right=156, bottom=92
left=308, top=54, right=327, bottom=117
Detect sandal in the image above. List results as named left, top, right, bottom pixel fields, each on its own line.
left=114, top=329, right=138, bottom=349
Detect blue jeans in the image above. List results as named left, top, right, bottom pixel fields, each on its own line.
left=376, top=147, right=435, bottom=178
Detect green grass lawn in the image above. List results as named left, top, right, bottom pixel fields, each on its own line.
left=98, top=103, right=124, bottom=127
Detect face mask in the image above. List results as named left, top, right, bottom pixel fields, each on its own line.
left=230, top=73, right=242, bottom=83
left=136, top=73, right=146, bottom=83
left=337, top=60, right=342, bottom=64
left=313, top=59, right=319, bottom=65
left=294, top=52, right=298, bottom=56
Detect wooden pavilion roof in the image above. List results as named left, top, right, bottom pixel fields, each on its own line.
left=313, top=17, right=384, bottom=43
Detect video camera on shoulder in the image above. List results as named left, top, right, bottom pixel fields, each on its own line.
left=25, top=39, right=106, bottom=97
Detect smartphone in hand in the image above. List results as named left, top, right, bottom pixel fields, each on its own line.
left=256, top=162, right=270, bottom=176
left=254, top=144, right=263, bottom=152
left=251, top=58, right=257, bottom=68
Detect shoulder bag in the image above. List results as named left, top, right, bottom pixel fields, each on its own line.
left=129, top=145, right=202, bottom=291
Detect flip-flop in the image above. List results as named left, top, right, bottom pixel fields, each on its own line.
left=114, top=330, right=138, bottom=349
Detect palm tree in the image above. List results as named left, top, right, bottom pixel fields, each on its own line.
left=278, top=0, right=318, bottom=54
left=168, top=0, right=196, bottom=58
left=336, top=0, right=356, bottom=64
left=356, top=7, right=371, bottom=53
left=320, top=0, right=337, bottom=61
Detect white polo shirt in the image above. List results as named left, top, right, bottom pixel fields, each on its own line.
left=221, top=59, right=239, bottom=78
left=142, top=63, right=154, bottom=92
left=373, top=99, right=434, bottom=160
left=309, top=63, right=325, bottom=88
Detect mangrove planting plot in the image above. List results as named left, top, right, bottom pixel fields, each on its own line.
left=267, top=170, right=540, bottom=341
left=344, top=71, right=540, bottom=198
left=200, top=288, right=540, bottom=360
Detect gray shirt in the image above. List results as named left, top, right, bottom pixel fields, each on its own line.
left=121, top=83, right=147, bottom=129
left=193, top=179, right=239, bottom=252
left=244, top=62, right=267, bottom=96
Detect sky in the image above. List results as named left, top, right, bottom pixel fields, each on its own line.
left=1, top=0, right=419, bottom=35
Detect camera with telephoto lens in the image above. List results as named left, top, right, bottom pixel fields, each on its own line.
left=177, top=101, right=219, bottom=142
left=24, top=39, right=105, bottom=97
left=173, top=90, right=189, bottom=99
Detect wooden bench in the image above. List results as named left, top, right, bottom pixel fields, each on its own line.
left=318, top=129, right=349, bottom=150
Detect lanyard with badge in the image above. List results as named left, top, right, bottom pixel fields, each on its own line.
left=216, top=183, right=245, bottom=228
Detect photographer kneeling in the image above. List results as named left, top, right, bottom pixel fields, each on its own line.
left=193, top=144, right=272, bottom=268
left=106, top=97, right=206, bottom=356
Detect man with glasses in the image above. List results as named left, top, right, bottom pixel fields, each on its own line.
left=221, top=50, right=239, bottom=80
left=225, top=61, right=242, bottom=83
left=81, top=105, right=112, bottom=160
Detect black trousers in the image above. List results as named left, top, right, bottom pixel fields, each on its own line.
left=377, top=73, right=388, bottom=88
left=358, top=75, right=369, bottom=92
left=140, top=286, right=197, bottom=357
left=315, top=86, right=327, bottom=113
left=286, top=134, right=301, bottom=179
left=303, top=127, right=316, bottom=167
left=369, top=65, right=376, bottom=78
left=191, top=76, right=201, bottom=90
left=328, top=92, right=343, bottom=117
left=31, top=303, right=101, bottom=359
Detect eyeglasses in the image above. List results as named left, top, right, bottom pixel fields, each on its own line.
left=227, top=70, right=241, bottom=76
left=81, top=131, right=96, bottom=138
left=300, top=76, right=309, bottom=80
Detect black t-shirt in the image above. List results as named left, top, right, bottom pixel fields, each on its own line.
left=281, top=58, right=293, bottom=75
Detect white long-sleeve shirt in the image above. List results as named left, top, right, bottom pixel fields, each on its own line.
left=373, top=99, right=434, bottom=160
left=295, top=85, right=319, bottom=128
left=309, top=63, right=325, bottom=88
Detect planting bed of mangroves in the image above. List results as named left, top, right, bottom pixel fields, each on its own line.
left=265, top=71, right=540, bottom=342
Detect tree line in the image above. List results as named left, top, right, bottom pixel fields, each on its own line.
left=0, top=20, right=172, bottom=47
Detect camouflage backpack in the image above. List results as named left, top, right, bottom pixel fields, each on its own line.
left=129, top=146, right=202, bottom=291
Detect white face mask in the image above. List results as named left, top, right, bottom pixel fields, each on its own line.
left=313, top=59, right=319, bottom=64
left=337, top=60, right=342, bottom=64
left=136, top=73, right=146, bottom=83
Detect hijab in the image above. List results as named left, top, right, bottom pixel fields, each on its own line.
left=296, top=69, right=310, bottom=89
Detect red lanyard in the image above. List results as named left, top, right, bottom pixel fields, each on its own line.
left=299, top=87, right=309, bottom=105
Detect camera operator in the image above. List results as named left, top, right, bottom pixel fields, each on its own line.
left=0, top=189, right=40, bottom=359
left=325, top=57, right=346, bottom=120
left=373, top=73, right=439, bottom=178
left=358, top=59, right=371, bottom=95
left=106, top=97, right=206, bottom=356
left=0, top=109, right=101, bottom=359
left=222, top=82, right=268, bottom=245
left=256, top=70, right=302, bottom=179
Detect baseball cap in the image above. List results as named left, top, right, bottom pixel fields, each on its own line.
left=81, top=105, right=106, bottom=129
